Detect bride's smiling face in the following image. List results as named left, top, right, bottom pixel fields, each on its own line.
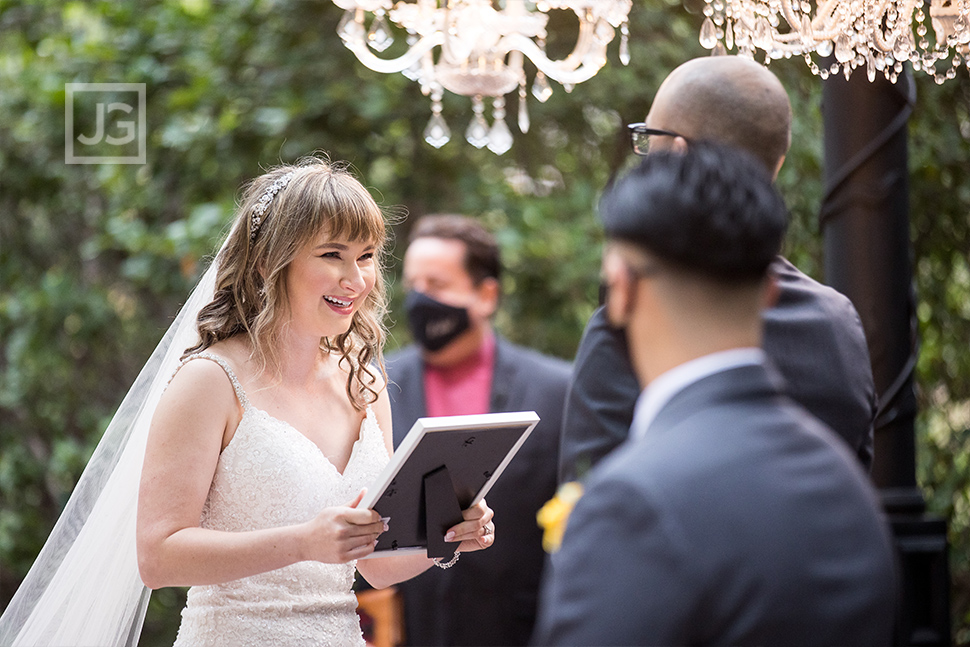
left=284, top=230, right=378, bottom=340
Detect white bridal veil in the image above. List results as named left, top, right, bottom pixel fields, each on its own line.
left=0, top=252, right=221, bottom=646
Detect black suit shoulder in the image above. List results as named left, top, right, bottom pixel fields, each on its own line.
left=765, top=256, right=876, bottom=469
left=558, top=307, right=640, bottom=482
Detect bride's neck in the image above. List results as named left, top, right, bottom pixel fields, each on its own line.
left=272, top=330, right=337, bottom=389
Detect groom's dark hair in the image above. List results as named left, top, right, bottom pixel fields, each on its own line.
left=600, top=143, right=788, bottom=282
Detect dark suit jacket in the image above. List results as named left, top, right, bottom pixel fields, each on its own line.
left=559, top=256, right=877, bottom=483
left=534, top=363, right=897, bottom=646
left=386, top=337, right=571, bottom=646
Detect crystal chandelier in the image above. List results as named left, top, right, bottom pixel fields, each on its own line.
left=333, top=0, right=633, bottom=154
left=698, top=0, right=970, bottom=84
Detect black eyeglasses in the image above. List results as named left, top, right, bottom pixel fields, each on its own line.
left=627, top=122, right=687, bottom=156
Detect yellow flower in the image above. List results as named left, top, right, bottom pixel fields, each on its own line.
left=536, top=481, right=584, bottom=553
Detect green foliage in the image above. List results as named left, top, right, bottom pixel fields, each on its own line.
left=910, top=70, right=970, bottom=643
left=0, top=0, right=968, bottom=642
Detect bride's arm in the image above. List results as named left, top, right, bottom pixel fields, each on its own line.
left=136, top=359, right=384, bottom=590
left=354, top=389, right=495, bottom=590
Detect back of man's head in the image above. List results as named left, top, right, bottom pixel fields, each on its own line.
left=600, top=143, right=788, bottom=282
left=650, top=56, right=792, bottom=176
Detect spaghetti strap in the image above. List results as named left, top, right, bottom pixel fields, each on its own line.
left=174, top=352, right=251, bottom=410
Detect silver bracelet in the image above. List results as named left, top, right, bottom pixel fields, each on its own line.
left=433, top=551, right=460, bottom=569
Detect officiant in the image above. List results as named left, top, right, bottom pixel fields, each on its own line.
left=385, top=214, right=571, bottom=646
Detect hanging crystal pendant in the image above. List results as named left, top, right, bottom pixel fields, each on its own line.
left=402, top=35, right=421, bottom=80
left=424, top=114, right=450, bottom=148
left=700, top=16, right=718, bottom=48
left=466, top=96, right=490, bottom=148
left=337, top=9, right=365, bottom=43
left=367, top=10, right=394, bottom=52
left=418, top=51, right=435, bottom=96
left=487, top=97, right=513, bottom=155
left=725, top=19, right=734, bottom=49
left=424, top=92, right=450, bottom=148
left=619, top=22, right=631, bottom=65
left=835, top=31, right=854, bottom=63
left=800, top=14, right=813, bottom=40
left=532, top=71, right=553, bottom=102
left=517, top=80, right=530, bottom=133
left=753, top=17, right=772, bottom=50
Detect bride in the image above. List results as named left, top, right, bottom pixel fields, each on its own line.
left=0, top=156, right=495, bottom=646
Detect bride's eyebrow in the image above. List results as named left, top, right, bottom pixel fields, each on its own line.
left=313, top=242, right=348, bottom=252
left=312, top=242, right=376, bottom=252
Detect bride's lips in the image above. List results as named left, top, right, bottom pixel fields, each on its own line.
left=323, top=294, right=355, bottom=314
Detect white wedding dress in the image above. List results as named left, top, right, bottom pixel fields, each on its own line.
left=171, top=352, right=389, bottom=647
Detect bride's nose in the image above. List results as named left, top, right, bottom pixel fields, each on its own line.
left=340, top=263, right=366, bottom=293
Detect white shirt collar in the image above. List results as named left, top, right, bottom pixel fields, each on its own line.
left=630, top=348, right=767, bottom=442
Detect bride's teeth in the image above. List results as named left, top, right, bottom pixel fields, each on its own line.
left=325, top=296, right=351, bottom=307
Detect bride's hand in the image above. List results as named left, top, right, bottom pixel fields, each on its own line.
left=444, top=499, right=495, bottom=554
left=304, top=489, right=385, bottom=563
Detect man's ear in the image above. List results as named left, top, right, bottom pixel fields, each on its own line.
left=475, top=276, right=501, bottom=319
left=671, top=136, right=689, bottom=154
left=603, top=252, right=635, bottom=328
left=761, top=273, right=780, bottom=310
left=772, top=154, right=786, bottom=180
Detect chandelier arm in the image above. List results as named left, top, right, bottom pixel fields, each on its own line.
left=333, top=0, right=390, bottom=12
left=343, top=32, right=446, bottom=74
left=864, top=0, right=895, bottom=51
left=533, top=16, right=596, bottom=75
left=779, top=0, right=807, bottom=39
left=502, top=13, right=611, bottom=84
left=759, top=31, right=831, bottom=48
left=870, top=26, right=896, bottom=53
left=811, top=0, right=845, bottom=36
left=508, top=49, right=526, bottom=83
left=501, top=33, right=607, bottom=84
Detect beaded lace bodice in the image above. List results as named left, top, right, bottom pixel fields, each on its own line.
left=171, top=352, right=389, bottom=647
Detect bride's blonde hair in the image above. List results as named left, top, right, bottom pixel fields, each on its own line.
left=185, top=155, right=389, bottom=410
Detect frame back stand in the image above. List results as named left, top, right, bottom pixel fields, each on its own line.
left=423, top=466, right=464, bottom=559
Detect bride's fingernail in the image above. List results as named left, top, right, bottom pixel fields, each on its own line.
left=444, top=531, right=456, bottom=542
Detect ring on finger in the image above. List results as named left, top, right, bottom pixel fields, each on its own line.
left=483, top=523, right=494, bottom=537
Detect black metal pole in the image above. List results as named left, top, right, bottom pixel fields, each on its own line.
left=821, top=66, right=951, bottom=646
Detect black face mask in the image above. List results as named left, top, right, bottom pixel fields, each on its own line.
left=404, top=290, right=471, bottom=352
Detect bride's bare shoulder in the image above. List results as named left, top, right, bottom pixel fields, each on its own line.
left=166, top=338, right=252, bottom=401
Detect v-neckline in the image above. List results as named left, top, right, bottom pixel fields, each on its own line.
left=232, top=405, right=372, bottom=478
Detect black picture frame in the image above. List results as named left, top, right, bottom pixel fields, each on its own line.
left=358, top=411, right=539, bottom=558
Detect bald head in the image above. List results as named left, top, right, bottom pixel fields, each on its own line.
left=647, top=56, right=792, bottom=177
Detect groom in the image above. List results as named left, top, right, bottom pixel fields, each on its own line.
left=533, top=144, right=897, bottom=645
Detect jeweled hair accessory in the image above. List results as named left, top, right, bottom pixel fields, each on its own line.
left=250, top=171, right=295, bottom=242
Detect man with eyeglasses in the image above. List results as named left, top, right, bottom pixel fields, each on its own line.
left=558, top=55, right=878, bottom=484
